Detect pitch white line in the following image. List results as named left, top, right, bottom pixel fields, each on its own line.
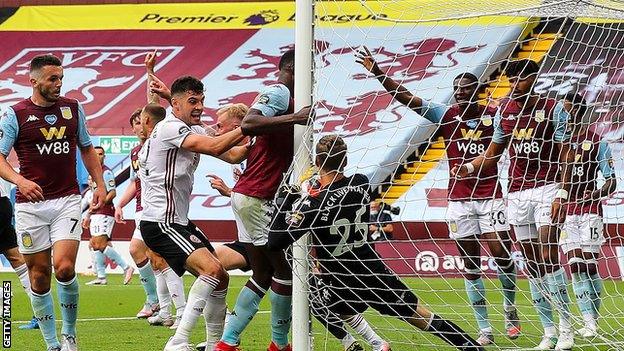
left=14, top=311, right=271, bottom=324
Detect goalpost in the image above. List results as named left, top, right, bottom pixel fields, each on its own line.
left=291, top=0, right=624, bottom=350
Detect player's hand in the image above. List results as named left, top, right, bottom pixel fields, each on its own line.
left=144, top=49, right=158, bottom=74
left=114, top=206, right=126, bottom=224
left=293, top=105, right=313, bottom=125
left=582, top=190, right=596, bottom=203
left=149, top=74, right=172, bottom=101
left=16, top=178, right=44, bottom=203
left=355, top=46, right=381, bottom=75
left=206, top=174, right=231, bottom=197
left=551, top=198, right=567, bottom=224
left=450, top=164, right=469, bottom=179
left=91, top=186, right=106, bottom=211
left=82, top=217, right=91, bottom=229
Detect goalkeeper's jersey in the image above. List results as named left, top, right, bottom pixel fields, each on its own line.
left=269, top=173, right=382, bottom=277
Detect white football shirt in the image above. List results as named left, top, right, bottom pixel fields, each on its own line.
left=139, top=114, right=204, bottom=225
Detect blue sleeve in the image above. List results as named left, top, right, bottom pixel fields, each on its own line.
left=0, top=108, right=19, bottom=156
left=419, top=100, right=447, bottom=123
left=103, top=169, right=116, bottom=192
left=250, top=85, right=290, bottom=117
left=597, top=140, right=615, bottom=179
left=552, top=101, right=571, bottom=142
left=491, top=110, right=507, bottom=144
left=77, top=103, right=93, bottom=148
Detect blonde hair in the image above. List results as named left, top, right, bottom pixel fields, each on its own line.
left=217, top=103, right=248, bottom=121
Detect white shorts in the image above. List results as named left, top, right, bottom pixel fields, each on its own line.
left=560, top=213, right=605, bottom=254
left=447, top=198, right=510, bottom=239
left=507, top=183, right=559, bottom=241
left=15, top=194, right=82, bottom=254
left=89, top=214, right=115, bottom=238
left=131, top=211, right=143, bottom=241
left=231, top=192, right=273, bottom=246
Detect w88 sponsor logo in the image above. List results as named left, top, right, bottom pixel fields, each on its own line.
left=37, top=126, right=70, bottom=155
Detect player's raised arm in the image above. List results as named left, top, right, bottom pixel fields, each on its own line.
left=242, top=105, right=310, bottom=136
left=181, top=128, right=245, bottom=156
left=217, top=143, right=250, bottom=164
left=356, top=46, right=424, bottom=111
left=144, top=50, right=161, bottom=104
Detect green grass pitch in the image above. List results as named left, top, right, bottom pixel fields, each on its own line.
left=4, top=273, right=624, bottom=350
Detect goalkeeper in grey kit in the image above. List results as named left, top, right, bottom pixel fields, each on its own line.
left=268, top=134, right=483, bottom=351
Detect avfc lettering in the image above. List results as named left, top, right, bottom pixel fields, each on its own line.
left=37, top=126, right=70, bottom=155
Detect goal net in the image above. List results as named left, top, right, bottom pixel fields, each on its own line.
left=287, top=0, right=624, bottom=350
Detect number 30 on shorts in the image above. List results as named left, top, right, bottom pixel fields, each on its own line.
left=490, top=210, right=507, bottom=226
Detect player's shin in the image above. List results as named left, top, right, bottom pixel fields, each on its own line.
left=56, top=276, right=79, bottom=336
left=528, top=277, right=556, bottom=336
left=587, top=259, right=603, bottom=318
left=545, top=267, right=573, bottom=331
left=496, top=260, right=517, bottom=311
left=269, top=277, right=292, bottom=348
left=463, top=270, right=491, bottom=333
left=16, top=263, right=31, bottom=294
left=203, top=288, right=228, bottom=350
left=137, top=259, right=158, bottom=304
left=569, top=257, right=595, bottom=326
left=423, top=314, right=481, bottom=348
left=31, top=290, right=61, bottom=348
left=94, top=250, right=107, bottom=279
left=221, top=278, right=267, bottom=345
left=154, top=270, right=172, bottom=318
left=103, top=246, right=129, bottom=270
left=162, top=267, right=187, bottom=318
left=344, top=314, right=386, bottom=349
left=171, top=275, right=221, bottom=344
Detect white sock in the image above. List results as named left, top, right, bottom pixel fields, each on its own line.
left=172, top=275, right=219, bottom=344
left=163, top=267, right=186, bottom=318
left=340, top=334, right=357, bottom=349
left=203, top=288, right=227, bottom=350
left=154, top=270, right=172, bottom=318
left=15, top=263, right=31, bottom=295
left=344, top=314, right=384, bottom=348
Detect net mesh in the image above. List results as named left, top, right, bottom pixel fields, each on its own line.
left=285, top=0, right=624, bottom=350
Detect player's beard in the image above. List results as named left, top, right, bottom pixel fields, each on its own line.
left=40, top=85, right=61, bottom=103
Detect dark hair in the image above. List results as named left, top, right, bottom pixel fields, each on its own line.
left=316, top=134, right=347, bottom=172
left=454, top=72, right=479, bottom=84
left=30, top=54, right=62, bottom=72
left=142, top=103, right=166, bottom=125
left=279, top=49, right=295, bottom=71
left=129, top=108, right=142, bottom=126
left=171, top=76, right=204, bottom=97
left=505, top=59, right=540, bottom=79
left=564, top=93, right=587, bottom=118
left=94, top=146, right=105, bottom=152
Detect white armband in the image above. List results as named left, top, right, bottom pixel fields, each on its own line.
left=465, top=163, right=475, bottom=174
